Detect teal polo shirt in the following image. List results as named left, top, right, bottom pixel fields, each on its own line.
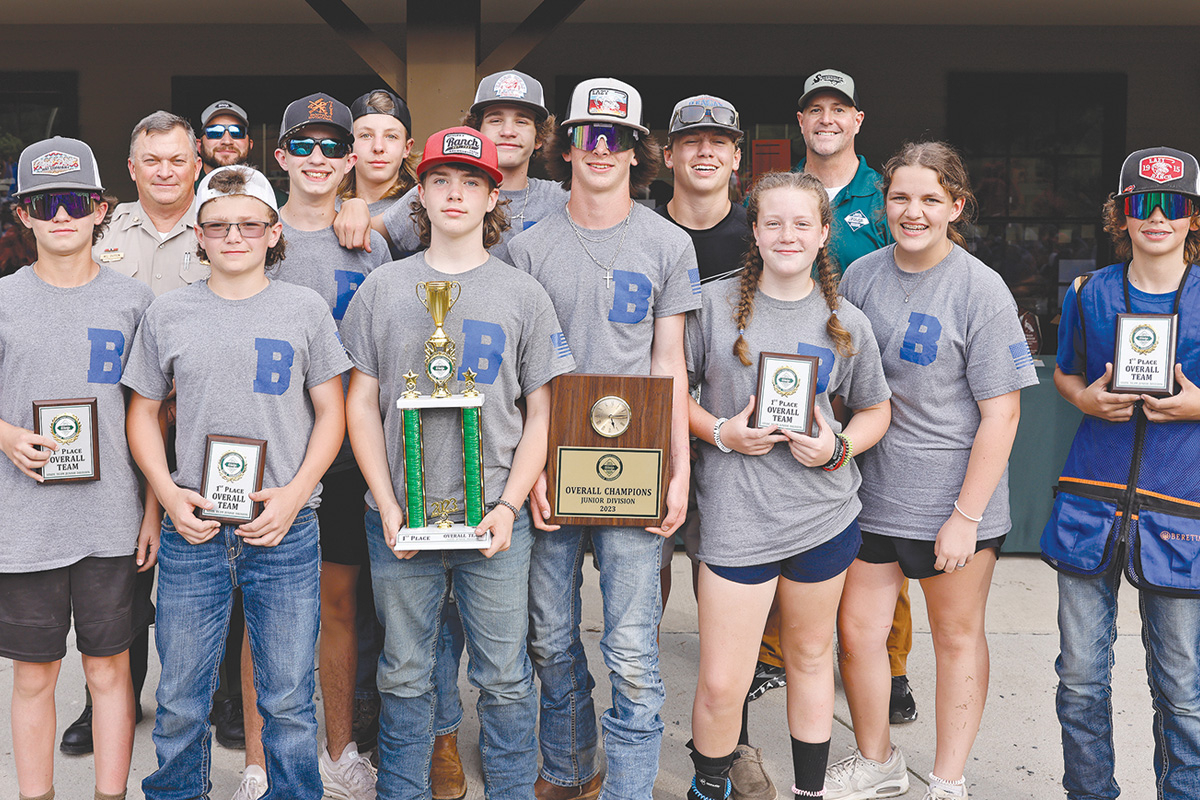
left=794, top=155, right=892, bottom=274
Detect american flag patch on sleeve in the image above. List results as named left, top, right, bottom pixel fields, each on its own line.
left=551, top=331, right=572, bottom=359
left=688, top=267, right=702, bottom=295
left=1009, top=342, right=1033, bottom=370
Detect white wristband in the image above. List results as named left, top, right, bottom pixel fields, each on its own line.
left=713, top=417, right=732, bottom=453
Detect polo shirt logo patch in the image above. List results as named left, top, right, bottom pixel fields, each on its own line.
left=32, top=151, right=81, bottom=176
left=844, top=209, right=869, bottom=231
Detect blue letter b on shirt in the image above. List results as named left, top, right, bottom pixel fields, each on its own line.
left=87, top=328, right=125, bottom=384
left=608, top=270, right=652, bottom=324
left=460, top=319, right=505, bottom=384
left=253, top=338, right=294, bottom=395
left=900, top=312, right=941, bottom=366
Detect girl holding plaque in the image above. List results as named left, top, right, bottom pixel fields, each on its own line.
left=829, top=143, right=1036, bottom=800
left=1044, top=147, right=1200, bottom=800
left=684, top=171, right=892, bottom=800
left=341, top=127, right=574, bottom=799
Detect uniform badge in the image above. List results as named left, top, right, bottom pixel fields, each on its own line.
left=844, top=209, right=870, bottom=231
left=99, top=248, right=124, bottom=263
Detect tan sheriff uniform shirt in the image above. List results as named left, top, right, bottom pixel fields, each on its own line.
left=93, top=200, right=205, bottom=296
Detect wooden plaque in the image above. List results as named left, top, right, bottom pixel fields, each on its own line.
left=1110, top=312, right=1177, bottom=396
left=547, top=373, right=672, bottom=527
left=199, top=435, right=267, bottom=525
left=33, top=397, right=100, bottom=483
left=752, top=352, right=819, bottom=436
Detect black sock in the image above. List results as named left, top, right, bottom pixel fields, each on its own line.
left=687, top=740, right=736, bottom=800
left=791, top=737, right=830, bottom=795
left=738, top=696, right=750, bottom=746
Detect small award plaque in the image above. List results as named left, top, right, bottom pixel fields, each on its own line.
left=752, top=352, right=819, bottom=435
left=1111, top=313, right=1178, bottom=397
left=33, top=398, right=100, bottom=483
left=199, top=435, right=267, bottom=525
left=546, top=373, right=671, bottom=527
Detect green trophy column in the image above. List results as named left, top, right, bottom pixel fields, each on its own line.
left=461, top=407, right=484, bottom=526
left=402, top=408, right=427, bottom=528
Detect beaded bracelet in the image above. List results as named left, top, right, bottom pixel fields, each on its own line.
left=791, top=786, right=825, bottom=797
left=820, top=435, right=844, bottom=469
left=713, top=417, right=732, bottom=453
left=495, top=499, right=520, bottom=518
left=822, top=434, right=853, bottom=472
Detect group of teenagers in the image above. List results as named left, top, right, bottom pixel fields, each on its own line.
left=2, top=62, right=1199, bottom=800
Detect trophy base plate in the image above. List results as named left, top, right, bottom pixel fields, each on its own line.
left=393, top=524, right=492, bottom=550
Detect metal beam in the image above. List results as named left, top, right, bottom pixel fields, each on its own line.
left=302, top=0, right=407, bottom=91
left=476, top=0, right=587, bottom=79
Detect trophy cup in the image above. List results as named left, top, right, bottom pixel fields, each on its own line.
left=394, top=281, right=490, bottom=550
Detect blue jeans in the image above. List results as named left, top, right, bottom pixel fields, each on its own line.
left=144, top=511, right=322, bottom=800
left=367, top=507, right=537, bottom=800
left=527, top=525, right=665, bottom=800
left=1056, top=565, right=1200, bottom=799
left=433, top=580, right=467, bottom=735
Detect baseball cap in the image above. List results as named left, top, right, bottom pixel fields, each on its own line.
left=561, top=78, right=649, bottom=135
left=196, top=165, right=280, bottom=214
left=1116, top=147, right=1200, bottom=198
left=13, top=136, right=104, bottom=198
left=668, top=95, right=741, bottom=138
left=201, top=100, right=249, bottom=127
left=350, top=89, right=413, bottom=137
left=470, top=71, right=549, bottom=121
left=416, top=127, right=503, bottom=187
left=798, top=69, right=860, bottom=110
left=278, top=93, right=353, bottom=144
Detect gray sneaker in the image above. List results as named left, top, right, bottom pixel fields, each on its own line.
left=230, top=766, right=268, bottom=800
left=921, top=783, right=968, bottom=799
left=730, top=744, right=777, bottom=800
left=824, top=747, right=909, bottom=800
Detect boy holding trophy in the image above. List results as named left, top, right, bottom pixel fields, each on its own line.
left=342, top=127, right=573, bottom=799
left=123, top=165, right=349, bottom=800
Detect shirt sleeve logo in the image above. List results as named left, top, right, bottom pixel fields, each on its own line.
left=551, top=331, right=573, bottom=359
left=1009, top=341, right=1033, bottom=370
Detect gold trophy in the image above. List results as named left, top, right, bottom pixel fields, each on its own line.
left=395, top=280, right=489, bottom=550
left=417, top=281, right=460, bottom=398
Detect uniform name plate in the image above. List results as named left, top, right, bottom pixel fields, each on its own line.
left=547, top=373, right=671, bottom=527
left=752, top=352, right=819, bottom=435
left=199, top=435, right=266, bottom=525
left=33, top=398, right=100, bottom=483
left=1111, top=313, right=1177, bottom=396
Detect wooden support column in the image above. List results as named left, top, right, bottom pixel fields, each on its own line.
left=303, top=0, right=406, bottom=92
left=407, top=0, right=481, bottom=144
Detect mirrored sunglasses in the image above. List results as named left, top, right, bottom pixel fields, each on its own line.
left=204, top=123, right=248, bottom=140
left=198, top=221, right=271, bottom=239
left=672, top=103, right=739, bottom=130
left=1123, top=192, right=1200, bottom=220
left=21, top=191, right=101, bottom=221
left=284, top=137, right=352, bottom=158
left=568, top=124, right=638, bottom=154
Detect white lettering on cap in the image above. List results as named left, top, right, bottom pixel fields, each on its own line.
left=493, top=73, right=528, bottom=99
left=443, top=133, right=483, bottom=159
left=31, top=151, right=81, bottom=176
left=813, top=73, right=845, bottom=86
left=1140, top=155, right=1184, bottom=185
left=588, top=88, right=628, bottom=119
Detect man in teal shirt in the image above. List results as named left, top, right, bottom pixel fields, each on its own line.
left=793, top=69, right=891, bottom=273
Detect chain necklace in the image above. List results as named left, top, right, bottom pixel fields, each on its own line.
left=508, top=183, right=531, bottom=229
left=566, top=200, right=635, bottom=287
left=895, top=265, right=933, bottom=303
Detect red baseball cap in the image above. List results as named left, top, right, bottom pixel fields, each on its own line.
left=417, top=127, right=503, bottom=187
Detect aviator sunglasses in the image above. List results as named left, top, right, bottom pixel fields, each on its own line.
left=1123, top=192, right=1200, bottom=220
left=20, top=191, right=102, bottom=221
left=284, top=137, right=352, bottom=158
left=203, top=123, right=248, bottom=140
left=568, top=123, right=639, bottom=154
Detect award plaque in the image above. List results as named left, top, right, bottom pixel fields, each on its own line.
left=752, top=352, right=819, bottom=436
left=546, top=373, right=671, bottom=527
left=33, top=398, right=100, bottom=483
left=199, top=435, right=267, bottom=525
left=394, top=280, right=492, bottom=551
left=1111, top=313, right=1177, bottom=396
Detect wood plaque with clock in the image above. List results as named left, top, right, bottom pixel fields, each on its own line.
left=546, top=373, right=672, bottom=527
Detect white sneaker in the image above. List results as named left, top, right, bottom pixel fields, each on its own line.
left=922, top=782, right=968, bottom=799
left=824, top=746, right=909, bottom=800
left=320, top=740, right=378, bottom=800
left=230, top=765, right=268, bottom=800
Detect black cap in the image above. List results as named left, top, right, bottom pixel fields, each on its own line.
left=350, top=89, right=413, bottom=137
left=279, top=93, right=353, bottom=145
left=1116, top=147, right=1200, bottom=198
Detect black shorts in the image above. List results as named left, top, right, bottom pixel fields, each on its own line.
left=706, top=520, right=862, bottom=585
left=858, top=530, right=1006, bottom=580
left=0, top=555, right=136, bottom=662
left=318, top=466, right=370, bottom=566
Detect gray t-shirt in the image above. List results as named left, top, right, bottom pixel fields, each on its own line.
left=507, top=203, right=701, bottom=374
left=839, top=244, right=1038, bottom=541
left=0, top=266, right=155, bottom=572
left=341, top=253, right=574, bottom=515
left=686, top=281, right=890, bottom=566
left=382, top=177, right=569, bottom=263
left=122, top=280, right=351, bottom=510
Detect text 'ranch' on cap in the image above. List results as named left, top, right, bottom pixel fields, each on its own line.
left=1116, top=147, right=1200, bottom=198
left=562, top=78, right=649, bottom=135
left=416, top=127, right=503, bottom=187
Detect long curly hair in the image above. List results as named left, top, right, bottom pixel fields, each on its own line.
left=732, top=171, right=855, bottom=366
left=411, top=165, right=509, bottom=250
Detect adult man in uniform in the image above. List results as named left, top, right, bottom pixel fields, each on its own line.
left=508, top=77, right=698, bottom=800
left=59, top=110, right=206, bottom=755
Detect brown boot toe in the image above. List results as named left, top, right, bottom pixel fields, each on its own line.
left=534, top=772, right=603, bottom=800
left=431, top=731, right=467, bottom=800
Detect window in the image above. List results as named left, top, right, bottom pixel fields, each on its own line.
left=0, top=72, right=79, bottom=197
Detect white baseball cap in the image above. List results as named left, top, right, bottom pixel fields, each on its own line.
left=196, top=165, right=279, bottom=213
left=561, top=77, right=649, bottom=135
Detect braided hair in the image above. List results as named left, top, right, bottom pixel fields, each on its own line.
left=732, top=171, right=855, bottom=366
